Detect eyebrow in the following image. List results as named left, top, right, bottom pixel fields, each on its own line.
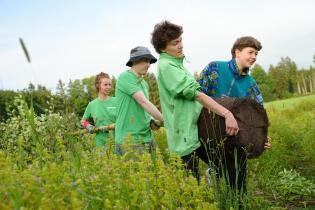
left=171, top=38, right=181, bottom=44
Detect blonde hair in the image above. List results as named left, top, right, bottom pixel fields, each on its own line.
left=95, top=72, right=110, bottom=92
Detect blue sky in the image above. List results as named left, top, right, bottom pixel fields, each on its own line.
left=1, top=0, right=315, bottom=90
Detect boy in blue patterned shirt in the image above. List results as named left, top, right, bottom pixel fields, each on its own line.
left=198, top=36, right=264, bottom=106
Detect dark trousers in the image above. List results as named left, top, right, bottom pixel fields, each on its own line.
left=116, top=141, right=155, bottom=156
left=181, top=139, right=247, bottom=192
left=213, top=146, right=247, bottom=192
left=180, top=142, right=212, bottom=182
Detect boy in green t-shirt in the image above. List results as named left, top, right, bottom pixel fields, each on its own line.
left=81, top=72, right=116, bottom=147
left=151, top=21, right=239, bottom=180
left=115, top=46, right=163, bottom=155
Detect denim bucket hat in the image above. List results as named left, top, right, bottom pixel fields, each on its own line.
left=126, top=46, right=157, bottom=67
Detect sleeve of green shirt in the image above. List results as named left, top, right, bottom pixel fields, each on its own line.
left=160, top=63, right=201, bottom=100
left=117, top=72, right=142, bottom=96
left=82, top=103, right=92, bottom=121
left=109, top=97, right=117, bottom=122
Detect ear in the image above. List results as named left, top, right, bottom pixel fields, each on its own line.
left=160, top=47, right=166, bottom=53
left=235, top=49, right=241, bottom=57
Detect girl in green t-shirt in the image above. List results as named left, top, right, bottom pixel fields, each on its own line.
left=81, top=72, right=116, bottom=147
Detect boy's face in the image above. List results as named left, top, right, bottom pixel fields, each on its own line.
left=99, top=78, right=112, bottom=95
left=132, top=58, right=151, bottom=76
left=235, top=47, right=258, bottom=71
left=162, top=36, right=183, bottom=58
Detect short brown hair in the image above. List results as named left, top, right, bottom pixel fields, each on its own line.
left=231, top=36, right=262, bottom=58
left=151, top=20, right=183, bottom=54
left=95, top=72, right=110, bottom=92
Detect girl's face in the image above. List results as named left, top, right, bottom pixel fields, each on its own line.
left=98, top=78, right=112, bottom=95
left=162, top=36, right=184, bottom=58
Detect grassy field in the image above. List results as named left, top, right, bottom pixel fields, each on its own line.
left=0, top=94, right=314, bottom=209
left=265, top=94, right=315, bottom=110
left=248, top=94, right=315, bottom=209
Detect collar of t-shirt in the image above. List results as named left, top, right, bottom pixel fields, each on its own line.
left=227, top=59, right=249, bottom=80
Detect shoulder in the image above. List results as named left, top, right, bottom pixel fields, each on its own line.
left=89, top=98, right=98, bottom=105
left=117, top=70, right=131, bottom=80
left=246, top=75, right=261, bottom=94
left=199, top=61, right=229, bottom=82
left=205, top=61, right=219, bottom=69
left=204, top=61, right=228, bottom=71
left=246, top=74, right=257, bottom=84
left=85, top=98, right=98, bottom=110
left=202, top=61, right=224, bottom=77
left=118, top=70, right=139, bottom=81
left=158, top=56, right=178, bottom=70
left=117, top=71, right=137, bottom=85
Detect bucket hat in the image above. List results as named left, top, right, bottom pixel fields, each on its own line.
left=126, top=46, right=157, bottom=67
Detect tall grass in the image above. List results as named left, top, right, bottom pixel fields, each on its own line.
left=0, top=96, right=218, bottom=209
left=1, top=95, right=315, bottom=209
left=248, top=96, right=315, bottom=209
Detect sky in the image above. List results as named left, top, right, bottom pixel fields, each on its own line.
left=1, top=0, right=315, bottom=91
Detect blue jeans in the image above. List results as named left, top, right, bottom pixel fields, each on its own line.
left=116, top=141, right=155, bottom=156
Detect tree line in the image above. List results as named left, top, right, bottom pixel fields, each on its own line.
left=251, top=56, right=315, bottom=101
left=0, top=73, right=160, bottom=122
left=1, top=56, right=314, bottom=122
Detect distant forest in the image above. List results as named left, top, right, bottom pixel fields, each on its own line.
left=1, top=56, right=315, bottom=122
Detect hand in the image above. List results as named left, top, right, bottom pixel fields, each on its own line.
left=86, top=124, right=95, bottom=133
left=99, top=126, right=109, bottom=133
left=264, top=136, right=272, bottom=149
left=150, top=119, right=163, bottom=131
left=107, top=124, right=115, bottom=130
left=224, top=111, right=239, bottom=136
left=98, top=124, right=115, bottom=132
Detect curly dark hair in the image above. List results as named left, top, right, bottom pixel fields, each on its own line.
left=151, top=20, right=183, bottom=54
left=95, top=72, right=110, bottom=92
left=231, top=36, right=262, bottom=58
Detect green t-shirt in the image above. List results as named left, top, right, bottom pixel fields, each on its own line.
left=115, top=70, right=152, bottom=144
left=157, top=53, right=202, bottom=157
left=82, top=97, right=116, bottom=147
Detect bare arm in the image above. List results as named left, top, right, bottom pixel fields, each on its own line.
left=132, top=91, right=163, bottom=122
left=195, top=92, right=239, bottom=136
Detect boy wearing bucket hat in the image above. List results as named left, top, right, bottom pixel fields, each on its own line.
left=151, top=21, right=239, bottom=180
left=115, top=46, right=163, bottom=154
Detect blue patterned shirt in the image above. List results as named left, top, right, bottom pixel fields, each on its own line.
left=197, top=59, right=264, bottom=106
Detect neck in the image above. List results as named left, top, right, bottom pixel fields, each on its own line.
left=235, top=58, right=247, bottom=75
left=130, top=68, right=143, bottom=77
left=98, top=93, right=109, bottom=100
left=163, top=52, right=184, bottom=59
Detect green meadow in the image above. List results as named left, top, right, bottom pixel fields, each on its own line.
left=0, top=94, right=314, bottom=209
